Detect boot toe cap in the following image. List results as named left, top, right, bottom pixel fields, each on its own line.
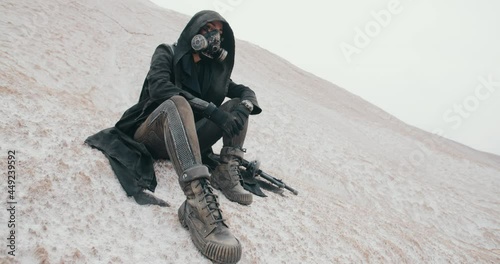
left=204, top=238, right=242, bottom=264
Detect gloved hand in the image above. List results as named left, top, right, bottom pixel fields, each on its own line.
left=209, top=107, right=241, bottom=138
left=231, top=104, right=250, bottom=130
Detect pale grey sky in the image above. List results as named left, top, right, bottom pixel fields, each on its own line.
left=150, top=0, right=500, bottom=155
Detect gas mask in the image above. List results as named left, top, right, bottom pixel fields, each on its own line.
left=191, top=29, right=228, bottom=62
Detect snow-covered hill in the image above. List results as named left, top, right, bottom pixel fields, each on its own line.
left=1, top=0, right=499, bottom=263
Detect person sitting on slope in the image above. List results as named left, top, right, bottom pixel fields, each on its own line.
left=86, top=10, right=261, bottom=264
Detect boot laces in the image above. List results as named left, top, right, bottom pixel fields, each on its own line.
left=197, top=179, right=225, bottom=225
left=227, top=160, right=243, bottom=184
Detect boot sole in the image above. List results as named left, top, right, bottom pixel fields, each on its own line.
left=178, top=202, right=242, bottom=264
left=211, top=182, right=253, bottom=206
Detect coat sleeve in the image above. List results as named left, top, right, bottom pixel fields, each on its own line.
left=144, top=44, right=184, bottom=105
left=226, top=79, right=262, bottom=114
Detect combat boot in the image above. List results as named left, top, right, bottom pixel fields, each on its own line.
left=211, top=147, right=253, bottom=205
left=178, top=165, right=242, bottom=264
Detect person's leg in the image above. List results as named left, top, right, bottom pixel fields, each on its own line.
left=134, top=96, right=241, bottom=263
left=196, top=98, right=247, bottom=153
left=196, top=98, right=253, bottom=205
left=128, top=108, right=171, bottom=206
left=135, top=96, right=202, bottom=174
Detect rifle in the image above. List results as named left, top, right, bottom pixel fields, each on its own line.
left=241, top=159, right=299, bottom=195
left=205, top=153, right=298, bottom=196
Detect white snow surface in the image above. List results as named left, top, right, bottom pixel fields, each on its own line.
left=1, top=0, right=500, bottom=263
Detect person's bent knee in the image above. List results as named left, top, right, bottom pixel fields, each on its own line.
left=134, top=95, right=191, bottom=142
left=169, top=95, right=189, bottom=106
left=168, top=95, right=193, bottom=114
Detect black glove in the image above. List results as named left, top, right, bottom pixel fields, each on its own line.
left=206, top=105, right=241, bottom=138
left=231, top=104, right=250, bottom=130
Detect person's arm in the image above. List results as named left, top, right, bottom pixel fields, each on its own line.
left=226, top=80, right=262, bottom=114
left=180, top=90, right=242, bottom=137
left=145, top=44, right=184, bottom=104
left=145, top=45, right=242, bottom=137
left=145, top=45, right=225, bottom=115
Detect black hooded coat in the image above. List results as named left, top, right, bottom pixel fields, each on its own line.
left=85, top=10, right=261, bottom=196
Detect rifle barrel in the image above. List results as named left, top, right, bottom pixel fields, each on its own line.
left=258, top=170, right=285, bottom=188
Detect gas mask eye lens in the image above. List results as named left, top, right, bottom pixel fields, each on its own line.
left=201, top=23, right=222, bottom=35
left=202, top=25, right=217, bottom=34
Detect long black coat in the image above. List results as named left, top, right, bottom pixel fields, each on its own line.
left=85, top=10, right=261, bottom=196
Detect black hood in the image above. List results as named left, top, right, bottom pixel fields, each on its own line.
left=174, top=10, right=235, bottom=70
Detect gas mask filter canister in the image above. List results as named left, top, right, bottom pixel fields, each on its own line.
left=191, top=30, right=228, bottom=62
